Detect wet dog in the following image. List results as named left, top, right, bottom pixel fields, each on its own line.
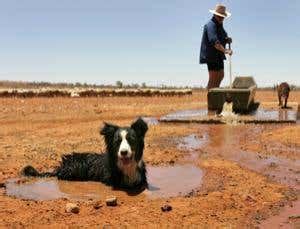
left=21, top=118, right=148, bottom=189
left=277, top=82, right=290, bottom=108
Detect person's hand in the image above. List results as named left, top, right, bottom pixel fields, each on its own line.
left=225, top=49, right=233, bottom=56
left=225, top=37, right=232, bottom=44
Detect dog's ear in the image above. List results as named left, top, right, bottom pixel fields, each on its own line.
left=131, top=118, right=148, bottom=138
left=100, top=122, right=119, bottom=137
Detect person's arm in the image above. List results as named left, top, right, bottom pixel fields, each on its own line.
left=214, top=42, right=232, bottom=55
left=207, top=23, right=232, bottom=55
left=225, top=37, right=232, bottom=44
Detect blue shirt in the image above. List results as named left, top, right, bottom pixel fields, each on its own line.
left=199, top=17, right=228, bottom=64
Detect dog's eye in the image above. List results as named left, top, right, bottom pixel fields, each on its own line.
left=118, top=136, right=122, bottom=142
left=127, top=135, right=136, bottom=143
left=114, top=134, right=122, bottom=142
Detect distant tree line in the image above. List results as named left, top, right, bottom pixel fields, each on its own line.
left=0, top=80, right=299, bottom=90
left=0, top=80, right=107, bottom=89
left=0, top=80, right=192, bottom=90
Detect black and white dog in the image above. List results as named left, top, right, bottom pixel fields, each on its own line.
left=21, top=118, right=148, bottom=189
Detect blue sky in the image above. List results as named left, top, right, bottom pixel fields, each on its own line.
left=0, top=0, right=299, bottom=87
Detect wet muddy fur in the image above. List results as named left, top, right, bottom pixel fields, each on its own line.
left=22, top=118, right=148, bottom=189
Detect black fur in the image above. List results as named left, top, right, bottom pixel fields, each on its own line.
left=21, top=118, right=148, bottom=189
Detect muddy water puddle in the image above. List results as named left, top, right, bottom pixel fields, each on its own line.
left=142, top=116, right=159, bottom=125
left=5, top=165, right=203, bottom=201
left=177, top=134, right=208, bottom=160
left=160, top=108, right=297, bottom=123
left=174, top=124, right=299, bottom=188
left=227, top=151, right=300, bottom=189
left=161, top=109, right=214, bottom=120
left=175, top=124, right=300, bottom=227
left=146, top=165, right=203, bottom=198
left=142, top=122, right=299, bottom=227
left=178, top=125, right=300, bottom=189
left=177, top=134, right=208, bottom=151
left=259, top=200, right=300, bottom=229
left=253, top=109, right=297, bottom=121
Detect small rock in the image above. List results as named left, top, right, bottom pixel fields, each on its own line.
left=161, top=204, right=172, bottom=212
left=201, top=192, right=208, bottom=196
left=0, top=182, right=5, bottom=188
left=288, top=215, right=300, bottom=220
left=255, top=213, right=265, bottom=221
left=16, top=178, right=28, bottom=184
left=169, top=159, right=175, bottom=164
left=65, top=203, right=80, bottom=214
left=245, top=195, right=257, bottom=203
left=279, top=202, right=285, bottom=207
left=229, top=182, right=238, bottom=187
left=93, top=201, right=103, bottom=210
left=106, top=196, right=117, bottom=206
left=269, top=162, right=277, bottom=168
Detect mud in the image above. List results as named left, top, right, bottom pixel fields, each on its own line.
left=175, top=124, right=300, bottom=227
left=198, top=125, right=300, bottom=189
left=259, top=200, right=300, bottom=229
left=6, top=165, right=203, bottom=201
left=161, top=120, right=300, bottom=227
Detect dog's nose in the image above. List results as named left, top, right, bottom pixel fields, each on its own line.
left=120, top=150, right=128, bottom=156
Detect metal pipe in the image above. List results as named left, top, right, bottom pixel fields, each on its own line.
left=228, top=43, right=232, bottom=88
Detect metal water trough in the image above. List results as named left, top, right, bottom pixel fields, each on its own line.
left=207, top=76, right=259, bottom=113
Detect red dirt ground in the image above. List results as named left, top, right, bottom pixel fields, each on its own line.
left=0, top=90, right=299, bottom=228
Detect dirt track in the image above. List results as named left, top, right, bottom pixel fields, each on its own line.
left=0, top=90, right=299, bottom=228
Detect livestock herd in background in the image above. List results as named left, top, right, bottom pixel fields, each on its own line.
left=0, top=88, right=193, bottom=98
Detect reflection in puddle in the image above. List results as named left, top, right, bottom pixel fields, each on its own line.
left=160, top=108, right=297, bottom=123
left=253, top=109, right=297, bottom=121
left=199, top=125, right=300, bottom=189
left=161, top=109, right=215, bottom=120
left=177, top=134, right=208, bottom=160
left=146, top=165, right=203, bottom=198
left=178, top=134, right=208, bottom=151
left=174, top=124, right=300, bottom=226
left=260, top=200, right=300, bottom=229
left=142, top=117, right=159, bottom=125
left=229, top=151, right=300, bottom=189
left=5, top=165, right=203, bottom=201
left=5, top=178, right=67, bottom=201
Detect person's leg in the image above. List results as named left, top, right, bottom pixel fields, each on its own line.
left=207, top=71, right=218, bottom=89
left=215, top=61, right=224, bottom=87
left=207, top=62, right=219, bottom=89
left=216, top=69, right=224, bottom=87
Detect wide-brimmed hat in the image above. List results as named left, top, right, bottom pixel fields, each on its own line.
left=209, top=4, right=231, bottom=18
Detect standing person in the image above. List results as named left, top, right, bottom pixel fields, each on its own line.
left=199, top=4, right=233, bottom=89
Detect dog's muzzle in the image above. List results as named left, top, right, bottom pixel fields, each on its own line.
left=119, top=150, right=133, bottom=165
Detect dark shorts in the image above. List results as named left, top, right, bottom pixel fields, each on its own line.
left=207, top=61, right=224, bottom=71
